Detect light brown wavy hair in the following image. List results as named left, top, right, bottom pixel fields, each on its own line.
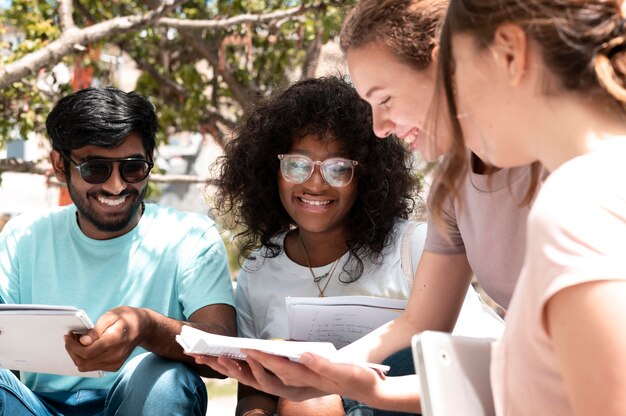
left=432, top=0, right=626, bottom=222
left=340, top=0, right=448, bottom=71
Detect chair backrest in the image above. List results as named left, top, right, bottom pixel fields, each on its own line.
left=412, top=331, right=496, bottom=416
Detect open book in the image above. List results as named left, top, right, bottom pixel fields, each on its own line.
left=176, top=325, right=390, bottom=373
left=286, top=296, right=407, bottom=348
left=0, top=304, right=103, bottom=377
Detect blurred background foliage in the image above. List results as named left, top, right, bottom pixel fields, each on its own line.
left=0, top=0, right=357, bottom=273
left=0, top=0, right=355, bottom=150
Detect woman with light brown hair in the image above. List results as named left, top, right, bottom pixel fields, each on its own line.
left=434, top=0, right=626, bottom=413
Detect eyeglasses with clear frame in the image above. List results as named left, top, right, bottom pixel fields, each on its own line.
left=61, top=152, right=154, bottom=185
left=277, top=154, right=359, bottom=187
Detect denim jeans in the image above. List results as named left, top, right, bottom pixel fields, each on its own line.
left=342, top=348, right=420, bottom=416
left=0, top=352, right=207, bottom=416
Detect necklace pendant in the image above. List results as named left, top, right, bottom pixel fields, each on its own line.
left=318, top=292, right=324, bottom=298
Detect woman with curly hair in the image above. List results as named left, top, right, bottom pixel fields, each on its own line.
left=215, top=76, right=418, bottom=283
left=206, top=76, right=494, bottom=416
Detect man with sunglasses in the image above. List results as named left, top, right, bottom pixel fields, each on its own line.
left=0, top=87, right=236, bottom=415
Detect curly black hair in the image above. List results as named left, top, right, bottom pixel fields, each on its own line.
left=214, top=76, right=419, bottom=282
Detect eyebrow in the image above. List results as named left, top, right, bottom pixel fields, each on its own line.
left=288, top=150, right=346, bottom=159
left=364, top=86, right=384, bottom=99
left=82, top=153, right=147, bottom=161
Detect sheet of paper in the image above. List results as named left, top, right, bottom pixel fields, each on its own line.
left=176, top=326, right=390, bottom=373
left=286, top=296, right=407, bottom=348
left=176, top=325, right=337, bottom=361
left=0, top=305, right=103, bottom=377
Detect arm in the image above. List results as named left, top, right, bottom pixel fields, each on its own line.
left=546, top=280, right=626, bottom=415
left=64, top=217, right=238, bottom=376
left=340, top=250, right=473, bottom=362
left=277, top=395, right=347, bottom=416
left=236, top=382, right=278, bottom=416
left=193, top=251, right=473, bottom=413
left=65, top=303, right=236, bottom=377
left=245, top=351, right=423, bottom=413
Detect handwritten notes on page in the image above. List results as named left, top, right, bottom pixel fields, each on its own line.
left=286, top=296, right=407, bottom=348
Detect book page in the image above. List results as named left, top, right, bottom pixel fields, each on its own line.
left=286, top=296, right=407, bottom=348
left=176, top=325, right=337, bottom=362
left=176, top=326, right=390, bottom=373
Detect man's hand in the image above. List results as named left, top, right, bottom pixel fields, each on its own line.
left=64, top=306, right=148, bottom=372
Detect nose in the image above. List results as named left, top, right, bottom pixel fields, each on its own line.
left=304, top=164, right=329, bottom=189
left=372, top=108, right=394, bottom=138
left=100, top=164, right=128, bottom=195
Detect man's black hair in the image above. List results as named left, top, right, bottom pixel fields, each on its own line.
left=46, top=86, right=157, bottom=157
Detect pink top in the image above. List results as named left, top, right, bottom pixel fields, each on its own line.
left=426, top=162, right=541, bottom=308
left=492, top=140, right=626, bottom=415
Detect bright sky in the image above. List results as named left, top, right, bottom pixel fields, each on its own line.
left=0, top=0, right=10, bottom=9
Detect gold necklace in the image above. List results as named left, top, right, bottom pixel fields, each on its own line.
left=298, top=231, right=341, bottom=297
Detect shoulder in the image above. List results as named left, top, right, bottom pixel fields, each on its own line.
left=536, top=149, right=622, bottom=215
left=240, top=232, right=287, bottom=271
left=145, top=203, right=217, bottom=228
left=386, top=218, right=426, bottom=250
left=530, top=146, right=626, bottom=247
left=2, top=206, right=72, bottom=237
left=139, top=204, right=226, bottom=253
left=392, top=218, right=426, bottom=238
left=142, top=204, right=220, bottom=241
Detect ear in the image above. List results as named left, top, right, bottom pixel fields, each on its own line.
left=491, top=23, right=528, bottom=86
left=422, top=45, right=440, bottom=81
left=50, top=149, right=68, bottom=184
left=431, top=45, right=440, bottom=62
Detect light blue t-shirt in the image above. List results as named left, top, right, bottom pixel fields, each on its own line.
left=0, top=203, right=234, bottom=393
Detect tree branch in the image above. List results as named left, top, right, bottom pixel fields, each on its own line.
left=128, top=49, right=190, bottom=99
left=302, top=28, right=323, bottom=78
left=206, top=111, right=236, bottom=130
left=58, top=0, right=76, bottom=32
left=0, top=158, right=49, bottom=175
left=156, top=5, right=311, bottom=29
left=0, top=0, right=186, bottom=90
left=179, top=29, right=253, bottom=109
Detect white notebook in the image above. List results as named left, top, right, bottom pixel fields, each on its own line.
left=0, top=304, right=103, bottom=377
left=176, top=325, right=390, bottom=373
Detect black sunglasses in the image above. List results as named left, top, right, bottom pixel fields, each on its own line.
left=61, top=152, right=154, bottom=185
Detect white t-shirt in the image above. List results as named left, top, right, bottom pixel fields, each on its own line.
left=236, top=219, right=502, bottom=340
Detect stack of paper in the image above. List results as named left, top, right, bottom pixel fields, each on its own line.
left=0, top=304, right=103, bottom=377
left=286, top=296, right=407, bottom=348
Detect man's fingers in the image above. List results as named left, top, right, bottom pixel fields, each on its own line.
left=189, top=354, right=231, bottom=376
left=90, top=311, right=120, bottom=339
